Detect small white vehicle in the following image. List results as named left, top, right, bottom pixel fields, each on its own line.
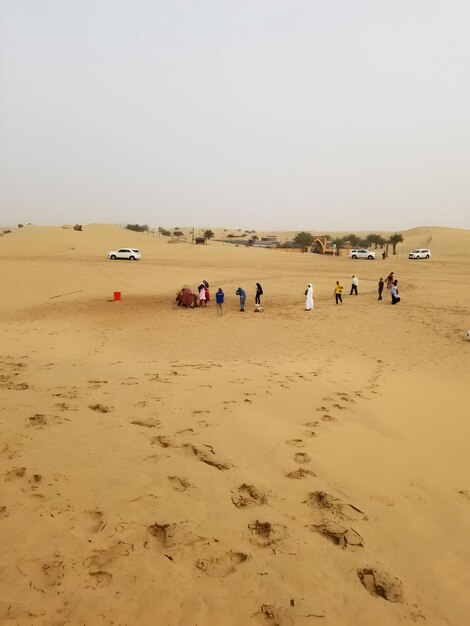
left=108, top=248, right=141, bottom=260
left=348, top=249, right=376, bottom=260
left=408, top=248, right=431, bottom=259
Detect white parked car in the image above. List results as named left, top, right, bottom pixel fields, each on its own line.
left=108, top=248, right=141, bottom=260
left=408, top=248, right=431, bottom=259
left=348, top=249, right=376, bottom=260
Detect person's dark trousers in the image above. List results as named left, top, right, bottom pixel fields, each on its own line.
left=391, top=294, right=400, bottom=305
left=335, top=294, right=342, bottom=304
left=378, top=290, right=383, bottom=300
left=255, top=295, right=261, bottom=305
left=350, top=285, right=358, bottom=295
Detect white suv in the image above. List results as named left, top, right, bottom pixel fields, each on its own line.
left=108, top=248, right=141, bottom=260
left=408, top=248, right=431, bottom=259
left=348, top=249, right=376, bottom=260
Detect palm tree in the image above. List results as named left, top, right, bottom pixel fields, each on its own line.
left=346, top=233, right=360, bottom=247
left=366, top=233, right=386, bottom=249
left=388, top=233, right=404, bottom=255
left=203, top=229, right=215, bottom=243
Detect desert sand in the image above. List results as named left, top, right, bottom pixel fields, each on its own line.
left=1, top=223, right=470, bottom=626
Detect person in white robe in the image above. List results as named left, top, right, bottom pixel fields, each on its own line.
left=305, top=283, right=314, bottom=310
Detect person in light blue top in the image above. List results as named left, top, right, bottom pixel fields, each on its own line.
left=235, top=287, right=246, bottom=312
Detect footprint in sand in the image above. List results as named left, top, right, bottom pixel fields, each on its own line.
left=54, top=402, right=78, bottom=412
left=182, top=444, right=231, bottom=471
left=86, top=541, right=132, bottom=577
left=4, top=467, right=26, bottom=481
left=285, top=468, right=315, bottom=480
left=89, top=403, right=113, bottom=413
left=248, top=521, right=287, bottom=547
left=26, top=414, right=47, bottom=428
left=293, top=453, right=311, bottom=464
left=131, top=418, right=161, bottom=429
left=305, top=491, right=366, bottom=521
left=309, top=522, right=364, bottom=550
left=81, top=509, right=107, bottom=534
left=231, top=484, right=267, bottom=508
left=196, top=551, right=249, bottom=577
left=285, top=439, right=306, bottom=448
left=168, top=476, right=191, bottom=492
left=147, top=522, right=207, bottom=559
left=9, top=382, right=29, bottom=391
left=152, top=435, right=175, bottom=448
left=88, top=570, right=113, bottom=588
left=357, top=566, right=404, bottom=602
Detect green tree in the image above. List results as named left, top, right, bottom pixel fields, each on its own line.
left=366, top=233, right=386, bottom=249
left=203, top=229, right=215, bottom=242
left=293, top=231, right=314, bottom=247
left=388, top=233, right=404, bottom=255
left=173, top=229, right=184, bottom=238
left=346, top=233, right=360, bottom=247
left=331, top=236, right=345, bottom=256
left=158, top=226, right=171, bottom=237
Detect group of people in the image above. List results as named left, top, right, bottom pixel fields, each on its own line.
left=178, top=274, right=401, bottom=314
left=176, top=282, right=263, bottom=315
left=305, top=271, right=401, bottom=309
left=217, top=283, right=264, bottom=315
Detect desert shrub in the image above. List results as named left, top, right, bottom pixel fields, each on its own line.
left=173, top=230, right=184, bottom=237
left=18, top=223, right=24, bottom=228
left=126, top=224, right=149, bottom=232
left=3, top=229, right=11, bottom=235
left=73, top=224, right=83, bottom=231
left=158, top=227, right=171, bottom=237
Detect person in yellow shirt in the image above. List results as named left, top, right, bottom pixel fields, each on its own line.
left=334, top=281, right=344, bottom=304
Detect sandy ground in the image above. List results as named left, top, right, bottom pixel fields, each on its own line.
left=1, top=224, right=470, bottom=626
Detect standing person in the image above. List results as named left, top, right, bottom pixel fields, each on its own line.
left=198, top=283, right=207, bottom=307
left=203, top=280, right=210, bottom=303
left=215, top=288, right=224, bottom=316
left=378, top=277, right=384, bottom=301
left=235, top=287, right=246, bottom=312
left=390, top=279, right=401, bottom=305
left=386, top=272, right=394, bottom=290
left=382, top=250, right=386, bottom=260
left=255, top=282, right=263, bottom=305
left=350, top=275, right=359, bottom=295
left=305, top=283, right=314, bottom=311
left=334, top=281, right=344, bottom=304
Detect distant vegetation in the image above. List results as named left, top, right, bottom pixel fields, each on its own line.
left=18, top=224, right=24, bottom=229
left=293, top=231, right=314, bottom=247
left=126, top=224, right=149, bottom=232
left=158, top=227, right=171, bottom=237
left=73, top=224, right=83, bottom=231
left=173, top=230, right=184, bottom=238
left=203, top=229, right=214, bottom=241
left=388, top=233, right=404, bottom=255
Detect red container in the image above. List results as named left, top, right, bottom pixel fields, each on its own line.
left=114, top=291, right=122, bottom=301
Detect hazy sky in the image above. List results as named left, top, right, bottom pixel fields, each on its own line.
left=1, top=0, right=469, bottom=230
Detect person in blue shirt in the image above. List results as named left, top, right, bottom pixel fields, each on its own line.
left=235, top=287, right=246, bottom=312
left=215, top=288, right=224, bottom=316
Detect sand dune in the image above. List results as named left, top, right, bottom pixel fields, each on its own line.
left=1, top=224, right=469, bottom=625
